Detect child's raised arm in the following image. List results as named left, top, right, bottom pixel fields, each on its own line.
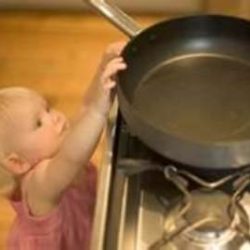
left=29, top=42, right=127, bottom=214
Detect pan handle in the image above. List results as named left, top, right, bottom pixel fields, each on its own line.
left=84, top=0, right=142, bottom=37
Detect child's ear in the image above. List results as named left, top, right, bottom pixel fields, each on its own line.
left=3, top=153, right=31, bottom=175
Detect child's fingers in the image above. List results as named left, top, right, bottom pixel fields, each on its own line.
left=102, top=65, right=126, bottom=86
left=102, top=58, right=127, bottom=79
left=100, top=57, right=127, bottom=91
left=101, top=41, right=127, bottom=64
left=108, top=57, right=127, bottom=70
left=104, top=79, right=116, bottom=89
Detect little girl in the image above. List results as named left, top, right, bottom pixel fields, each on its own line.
left=0, top=41, right=126, bottom=249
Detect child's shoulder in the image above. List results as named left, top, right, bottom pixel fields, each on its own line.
left=21, top=160, right=59, bottom=217
left=22, top=160, right=97, bottom=217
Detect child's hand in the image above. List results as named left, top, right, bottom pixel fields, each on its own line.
left=100, top=41, right=127, bottom=68
left=101, top=56, right=127, bottom=90
left=85, top=41, right=127, bottom=116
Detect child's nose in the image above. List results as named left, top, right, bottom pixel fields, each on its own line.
left=52, top=111, right=67, bottom=131
left=52, top=111, right=62, bottom=124
left=52, top=111, right=60, bottom=123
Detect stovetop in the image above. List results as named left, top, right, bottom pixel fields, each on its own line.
left=95, top=112, right=250, bottom=250
left=137, top=188, right=250, bottom=250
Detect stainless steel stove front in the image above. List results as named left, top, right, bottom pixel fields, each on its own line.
left=103, top=169, right=182, bottom=250
left=93, top=163, right=250, bottom=250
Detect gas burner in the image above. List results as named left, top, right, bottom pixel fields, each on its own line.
left=150, top=190, right=249, bottom=249
left=149, top=167, right=250, bottom=250
left=184, top=189, right=232, bottom=230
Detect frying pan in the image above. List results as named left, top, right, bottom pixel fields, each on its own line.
left=86, top=0, right=250, bottom=169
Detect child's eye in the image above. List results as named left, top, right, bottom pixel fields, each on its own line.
left=36, top=120, right=42, bottom=128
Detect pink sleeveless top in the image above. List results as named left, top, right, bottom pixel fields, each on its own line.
left=7, top=164, right=97, bottom=250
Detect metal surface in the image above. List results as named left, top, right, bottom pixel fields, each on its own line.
left=91, top=109, right=250, bottom=250
left=138, top=190, right=250, bottom=250
left=118, top=15, right=250, bottom=169
left=85, top=0, right=141, bottom=37
left=148, top=167, right=250, bottom=250
left=107, top=164, right=250, bottom=250
left=90, top=100, right=118, bottom=250
left=86, top=0, right=250, bottom=169
left=86, top=1, right=250, bottom=169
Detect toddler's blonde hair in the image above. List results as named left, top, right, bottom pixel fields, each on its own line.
left=0, top=87, right=37, bottom=196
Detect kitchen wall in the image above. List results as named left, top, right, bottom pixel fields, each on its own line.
left=205, top=0, right=250, bottom=18
left=0, top=0, right=203, bottom=13
left=1, top=0, right=250, bottom=19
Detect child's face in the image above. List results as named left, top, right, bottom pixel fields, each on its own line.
left=9, top=92, right=68, bottom=165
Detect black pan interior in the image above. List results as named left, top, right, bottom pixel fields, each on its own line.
left=119, top=15, right=250, bottom=144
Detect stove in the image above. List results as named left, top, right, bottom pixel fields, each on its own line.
left=91, top=107, right=250, bottom=250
